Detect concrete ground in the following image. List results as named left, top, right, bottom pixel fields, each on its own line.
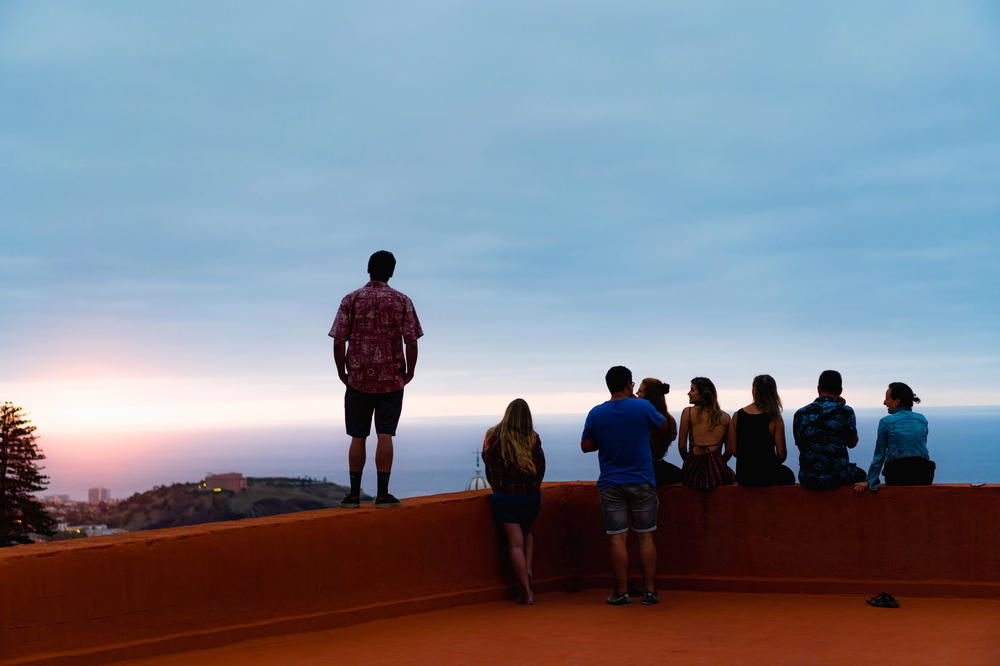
left=117, top=589, right=1000, bottom=665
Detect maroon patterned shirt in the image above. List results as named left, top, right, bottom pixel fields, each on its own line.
left=482, top=432, right=546, bottom=495
left=329, top=281, right=423, bottom=394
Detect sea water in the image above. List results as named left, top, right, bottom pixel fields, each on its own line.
left=41, top=406, right=1000, bottom=500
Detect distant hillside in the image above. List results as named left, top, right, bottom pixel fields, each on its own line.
left=104, top=477, right=366, bottom=531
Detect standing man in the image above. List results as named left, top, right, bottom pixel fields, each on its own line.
left=793, top=369, right=866, bottom=490
left=330, top=250, right=423, bottom=508
left=582, top=366, right=672, bottom=606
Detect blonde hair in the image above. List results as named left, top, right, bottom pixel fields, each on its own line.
left=487, top=398, right=537, bottom=474
left=691, top=376, right=723, bottom=426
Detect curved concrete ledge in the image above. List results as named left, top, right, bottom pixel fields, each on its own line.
left=2, top=483, right=998, bottom=664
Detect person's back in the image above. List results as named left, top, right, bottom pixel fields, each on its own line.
left=730, top=374, right=794, bottom=486
left=735, top=409, right=778, bottom=482
left=330, top=250, right=423, bottom=508
left=581, top=366, right=669, bottom=607
left=586, top=398, right=660, bottom=488
left=482, top=398, right=545, bottom=604
left=794, top=370, right=864, bottom=490
left=679, top=377, right=735, bottom=492
left=337, top=282, right=420, bottom=394
left=686, top=405, right=729, bottom=448
left=857, top=382, right=934, bottom=493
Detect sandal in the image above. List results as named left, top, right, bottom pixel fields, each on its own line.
left=866, top=592, right=900, bottom=608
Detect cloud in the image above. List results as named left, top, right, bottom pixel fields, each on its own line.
left=2, top=1, right=999, bottom=431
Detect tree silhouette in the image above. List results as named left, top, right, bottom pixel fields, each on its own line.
left=0, top=403, right=55, bottom=546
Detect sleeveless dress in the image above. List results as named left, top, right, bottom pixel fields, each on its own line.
left=681, top=409, right=735, bottom=492
left=734, top=409, right=794, bottom=486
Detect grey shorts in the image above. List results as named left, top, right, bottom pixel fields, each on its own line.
left=599, top=483, right=659, bottom=535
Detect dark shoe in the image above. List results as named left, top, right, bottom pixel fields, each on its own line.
left=374, top=493, right=402, bottom=508
left=866, top=592, right=899, bottom=608
left=641, top=591, right=659, bottom=605
left=606, top=591, right=631, bottom=606
left=339, top=494, right=361, bottom=508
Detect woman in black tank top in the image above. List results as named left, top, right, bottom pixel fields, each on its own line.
left=728, top=375, right=795, bottom=486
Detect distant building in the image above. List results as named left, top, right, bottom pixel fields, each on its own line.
left=43, top=494, right=71, bottom=502
left=88, top=487, right=111, bottom=503
left=205, top=473, right=247, bottom=492
left=465, top=452, right=490, bottom=491
left=62, top=523, right=126, bottom=537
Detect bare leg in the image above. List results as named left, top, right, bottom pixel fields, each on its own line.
left=375, top=434, right=393, bottom=473
left=502, top=523, right=533, bottom=604
left=348, top=437, right=367, bottom=473
left=638, top=532, right=657, bottom=593
left=525, top=531, right=535, bottom=583
left=503, top=523, right=533, bottom=603
left=609, top=532, right=629, bottom=595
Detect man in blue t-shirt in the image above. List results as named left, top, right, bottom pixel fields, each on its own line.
left=582, top=365, right=672, bottom=606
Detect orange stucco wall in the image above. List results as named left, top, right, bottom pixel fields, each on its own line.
left=2, top=483, right=998, bottom=664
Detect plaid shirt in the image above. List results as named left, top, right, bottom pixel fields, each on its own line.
left=482, top=432, right=545, bottom=495
left=329, top=281, right=423, bottom=394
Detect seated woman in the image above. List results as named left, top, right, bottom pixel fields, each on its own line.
left=637, top=377, right=681, bottom=485
left=678, top=377, right=735, bottom=492
left=727, top=374, right=795, bottom=486
left=854, top=382, right=935, bottom=494
left=482, top=398, right=546, bottom=604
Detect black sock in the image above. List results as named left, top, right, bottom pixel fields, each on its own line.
left=377, top=472, right=390, bottom=497
left=349, top=471, right=362, bottom=496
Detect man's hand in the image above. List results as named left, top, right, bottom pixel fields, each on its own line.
left=853, top=481, right=868, bottom=495
left=403, top=373, right=414, bottom=385
left=338, top=371, right=349, bottom=386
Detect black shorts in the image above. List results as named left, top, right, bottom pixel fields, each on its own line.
left=344, top=386, right=404, bottom=437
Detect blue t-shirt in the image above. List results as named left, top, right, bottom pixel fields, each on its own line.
left=582, top=398, right=665, bottom=489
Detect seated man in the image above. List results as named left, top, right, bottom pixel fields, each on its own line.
left=794, top=370, right=866, bottom=490
left=582, top=366, right=673, bottom=606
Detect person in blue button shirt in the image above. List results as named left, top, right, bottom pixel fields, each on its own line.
left=793, top=370, right=867, bottom=490
left=854, top=382, right=935, bottom=493
left=582, top=365, right=672, bottom=607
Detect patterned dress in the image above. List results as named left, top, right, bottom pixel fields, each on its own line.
left=681, top=407, right=735, bottom=492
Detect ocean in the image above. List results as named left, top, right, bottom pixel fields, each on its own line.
left=41, top=406, right=1000, bottom=500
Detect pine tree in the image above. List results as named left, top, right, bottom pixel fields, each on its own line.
left=0, top=402, right=55, bottom=546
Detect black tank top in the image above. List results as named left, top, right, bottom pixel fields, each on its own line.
left=735, top=409, right=778, bottom=473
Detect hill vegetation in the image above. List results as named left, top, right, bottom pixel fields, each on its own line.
left=101, top=477, right=363, bottom=531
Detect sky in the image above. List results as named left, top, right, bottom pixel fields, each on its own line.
left=2, top=2, right=1000, bottom=452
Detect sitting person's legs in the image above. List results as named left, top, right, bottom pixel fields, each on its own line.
left=772, top=464, right=796, bottom=485
left=654, top=459, right=683, bottom=486
left=884, top=457, right=936, bottom=486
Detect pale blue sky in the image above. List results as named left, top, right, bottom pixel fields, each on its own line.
left=2, top=2, right=999, bottom=434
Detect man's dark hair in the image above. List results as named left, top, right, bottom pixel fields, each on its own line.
left=605, top=366, right=633, bottom=393
left=367, top=250, right=396, bottom=282
left=817, top=369, right=843, bottom=395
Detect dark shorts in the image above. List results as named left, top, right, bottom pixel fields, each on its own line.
left=490, top=492, right=541, bottom=528
left=344, top=386, right=404, bottom=437
left=599, top=483, right=659, bottom=535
